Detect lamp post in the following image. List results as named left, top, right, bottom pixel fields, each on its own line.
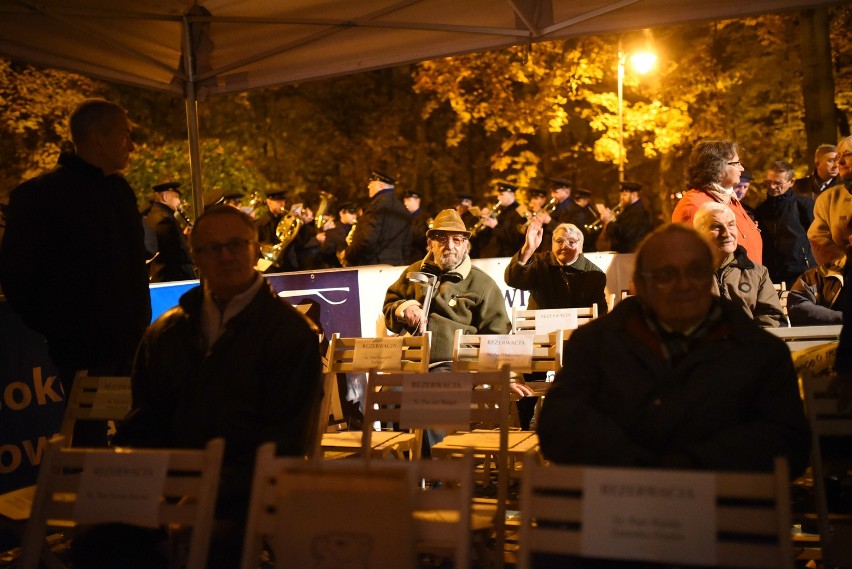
left=616, top=37, right=657, bottom=183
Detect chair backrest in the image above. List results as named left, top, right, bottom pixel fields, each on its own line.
left=325, top=332, right=431, bottom=373
left=518, top=453, right=793, bottom=569
left=361, top=368, right=512, bottom=459
left=799, top=344, right=852, bottom=567
left=59, top=371, right=133, bottom=445
left=20, top=436, right=224, bottom=569
left=240, top=443, right=474, bottom=569
left=511, top=305, right=598, bottom=336
left=779, top=289, right=791, bottom=327
left=452, top=329, right=563, bottom=373
left=768, top=324, right=841, bottom=352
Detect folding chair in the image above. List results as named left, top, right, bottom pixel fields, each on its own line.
left=319, top=332, right=431, bottom=458
left=518, top=453, right=794, bottom=569
left=768, top=324, right=842, bottom=352
left=19, top=436, right=224, bottom=569
left=240, top=442, right=474, bottom=569
left=59, top=371, right=133, bottom=446
left=800, top=345, right=852, bottom=568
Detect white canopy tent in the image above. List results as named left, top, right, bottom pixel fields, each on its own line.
left=0, top=0, right=838, bottom=214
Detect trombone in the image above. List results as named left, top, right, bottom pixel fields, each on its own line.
left=519, top=197, right=558, bottom=233
left=584, top=202, right=623, bottom=234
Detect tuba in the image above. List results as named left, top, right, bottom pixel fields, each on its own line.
left=314, top=190, right=335, bottom=230
left=258, top=207, right=303, bottom=266
left=470, top=201, right=503, bottom=238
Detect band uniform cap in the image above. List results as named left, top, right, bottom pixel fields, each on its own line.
left=223, top=190, right=244, bottom=201
left=528, top=188, right=547, bottom=198
left=369, top=169, right=396, bottom=185
left=738, top=168, right=753, bottom=182
left=573, top=188, right=592, bottom=199
left=457, top=193, right=474, bottom=202
left=338, top=202, right=358, bottom=213
left=620, top=181, right=643, bottom=192
left=266, top=190, right=287, bottom=200
left=152, top=181, right=181, bottom=194
left=403, top=190, right=422, bottom=199
left=548, top=177, right=573, bottom=191
left=496, top=182, right=518, bottom=193
left=427, top=209, right=470, bottom=237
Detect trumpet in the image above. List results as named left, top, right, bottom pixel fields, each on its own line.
left=470, top=202, right=503, bottom=238
left=584, top=202, right=623, bottom=234
left=519, top=197, right=558, bottom=233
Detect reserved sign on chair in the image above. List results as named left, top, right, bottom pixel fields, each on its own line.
left=353, top=337, right=405, bottom=371
left=478, top=335, right=533, bottom=371
left=532, top=308, right=578, bottom=334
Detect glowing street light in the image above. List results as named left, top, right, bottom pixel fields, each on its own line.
left=617, top=37, right=657, bottom=182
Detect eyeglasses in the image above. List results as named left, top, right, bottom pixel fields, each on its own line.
left=763, top=179, right=791, bottom=189
left=193, top=238, right=253, bottom=256
left=639, top=263, right=712, bottom=287
left=553, top=238, right=581, bottom=247
left=430, top=233, right=468, bottom=246
left=727, top=161, right=742, bottom=167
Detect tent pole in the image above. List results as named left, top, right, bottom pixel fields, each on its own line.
left=182, top=15, right=204, bottom=223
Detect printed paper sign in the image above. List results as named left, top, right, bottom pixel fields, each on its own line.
left=91, top=377, right=132, bottom=418
left=73, top=451, right=169, bottom=527
left=532, top=308, right=578, bottom=334
left=400, top=373, right=472, bottom=430
left=581, top=467, right=716, bottom=565
left=353, top=337, right=405, bottom=371
left=477, top=335, right=533, bottom=371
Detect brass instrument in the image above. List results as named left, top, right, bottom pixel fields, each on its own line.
left=175, top=205, right=193, bottom=229
left=337, top=220, right=358, bottom=267
left=258, top=207, right=303, bottom=266
left=584, top=202, right=624, bottom=234
left=470, top=202, right=503, bottom=238
left=314, top=190, right=335, bottom=230
left=519, top=197, right=558, bottom=233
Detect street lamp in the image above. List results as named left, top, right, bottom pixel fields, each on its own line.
left=617, top=37, right=657, bottom=182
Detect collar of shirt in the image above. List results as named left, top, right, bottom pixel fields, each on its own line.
left=201, top=272, right=264, bottom=354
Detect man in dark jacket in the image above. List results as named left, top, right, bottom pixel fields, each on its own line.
left=145, top=181, right=195, bottom=282
left=754, top=160, right=815, bottom=288
left=111, top=206, right=323, bottom=567
left=403, top=189, right=431, bottom=263
left=473, top=182, right=526, bottom=258
left=538, top=224, right=810, bottom=478
left=788, top=255, right=845, bottom=326
left=793, top=143, right=839, bottom=201
left=604, top=181, right=652, bottom=253
left=341, top=169, right=410, bottom=266
left=0, top=99, right=151, bottom=445
left=254, top=188, right=297, bottom=272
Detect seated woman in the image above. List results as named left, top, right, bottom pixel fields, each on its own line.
left=788, top=255, right=845, bottom=326
left=693, top=202, right=785, bottom=328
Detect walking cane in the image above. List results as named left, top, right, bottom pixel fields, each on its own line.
left=406, top=272, right=438, bottom=336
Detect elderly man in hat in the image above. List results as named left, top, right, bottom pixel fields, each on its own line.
left=340, top=169, right=410, bottom=266
left=384, top=208, right=512, bottom=367
left=145, top=181, right=196, bottom=282
left=605, top=180, right=653, bottom=253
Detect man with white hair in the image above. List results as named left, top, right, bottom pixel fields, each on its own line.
left=694, top=202, right=785, bottom=328
left=504, top=218, right=607, bottom=314
left=809, top=136, right=852, bottom=264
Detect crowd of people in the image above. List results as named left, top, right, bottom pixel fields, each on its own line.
left=0, top=98, right=850, bottom=567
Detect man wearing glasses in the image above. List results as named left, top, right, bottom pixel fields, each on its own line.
left=809, top=136, right=852, bottom=265
left=106, top=205, right=323, bottom=567
left=754, top=160, right=815, bottom=289
left=504, top=218, right=607, bottom=314
left=384, top=208, right=511, bottom=369
left=537, top=223, right=810, bottom=478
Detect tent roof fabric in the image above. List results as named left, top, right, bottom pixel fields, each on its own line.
left=0, top=0, right=838, bottom=97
